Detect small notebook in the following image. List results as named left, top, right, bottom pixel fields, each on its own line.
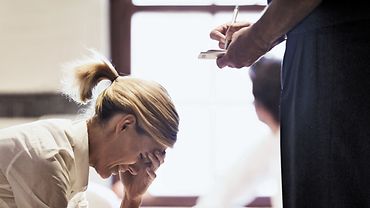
left=198, top=49, right=226, bottom=59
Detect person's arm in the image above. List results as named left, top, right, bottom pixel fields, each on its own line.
left=119, top=151, right=165, bottom=208
left=121, top=195, right=142, bottom=208
left=252, top=0, right=322, bottom=48
left=214, top=0, right=322, bottom=68
left=6, top=150, right=71, bottom=208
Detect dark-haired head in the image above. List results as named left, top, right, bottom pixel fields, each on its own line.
left=249, top=56, right=281, bottom=124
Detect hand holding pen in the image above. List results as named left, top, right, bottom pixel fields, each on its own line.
left=224, top=5, right=239, bottom=49
left=210, top=4, right=273, bottom=68
left=210, top=5, right=271, bottom=68
left=198, top=6, right=240, bottom=60
left=209, top=5, right=245, bottom=50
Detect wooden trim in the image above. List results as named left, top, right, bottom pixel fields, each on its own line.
left=0, top=93, right=79, bottom=117
left=109, top=1, right=265, bottom=75
left=131, top=5, right=265, bottom=13
left=110, top=0, right=134, bottom=75
left=141, top=196, right=271, bottom=207
left=110, top=2, right=269, bottom=207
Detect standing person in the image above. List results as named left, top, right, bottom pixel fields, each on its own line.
left=194, top=57, right=282, bottom=208
left=0, top=53, right=179, bottom=208
left=209, top=1, right=370, bottom=208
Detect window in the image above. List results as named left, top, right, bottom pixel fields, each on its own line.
left=132, top=0, right=267, bottom=6
left=111, top=0, right=285, bottom=203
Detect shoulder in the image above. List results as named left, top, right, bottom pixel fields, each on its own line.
left=0, top=118, right=72, bottom=140
left=0, top=119, right=76, bottom=172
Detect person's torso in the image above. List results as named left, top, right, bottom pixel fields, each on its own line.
left=289, top=1, right=370, bottom=34
left=0, top=119, right=87, bottom=207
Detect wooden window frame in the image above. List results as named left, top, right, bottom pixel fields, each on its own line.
left=110, top=1, right=270, bottom=207
left=110, top=0, right=265, bottom=74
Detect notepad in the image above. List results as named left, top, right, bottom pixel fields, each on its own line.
left=198, top=49, right=226, bottom=59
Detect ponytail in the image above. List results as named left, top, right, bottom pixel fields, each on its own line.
left=61, top=51, right=179, bottom=148
left=61, top=52, right=119, bottom=104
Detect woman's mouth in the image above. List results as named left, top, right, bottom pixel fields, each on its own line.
left=109, top=165, right=138, bottom=176
left=111, top=166, right=119, bottom=175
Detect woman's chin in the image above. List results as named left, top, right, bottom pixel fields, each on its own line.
left=96, top=169, right=111, bottom=179
left=100, top=172, right=111, bottom=179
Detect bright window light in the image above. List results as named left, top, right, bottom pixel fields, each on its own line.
left=132, top=0, right=267, bottom=6
left=214, top=0, right=267, bottom=5
left=132, top=0, right=212, bottom=6
left=131, top=11, right=284, bottom=196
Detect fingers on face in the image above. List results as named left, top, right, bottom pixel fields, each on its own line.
left=147, top=151, right=164, bottom=171
left=156, top=151, right=165, bottom=164
left=146, top=167, right=156, bottom=180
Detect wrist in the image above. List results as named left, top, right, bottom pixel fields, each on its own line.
left=121, top=193, right=142, bottom=208
left=248, top=23, right=274, bottom=51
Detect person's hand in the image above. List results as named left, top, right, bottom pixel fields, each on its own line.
left=210, top=22, right=252, bottom=49
left=112, top=180, right=154, bottom=200
left=120, top=150, right=165, bottom=204
left=211, top=22, right=272, bottom=68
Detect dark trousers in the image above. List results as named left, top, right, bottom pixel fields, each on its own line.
left=281, top=16, right=370, bottom=208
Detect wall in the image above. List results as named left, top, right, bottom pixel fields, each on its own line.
left=0, top=0, right=109, bottom=128
left=0, top=0, right=109, bottom=93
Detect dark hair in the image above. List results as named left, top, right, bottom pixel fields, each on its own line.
left=249, top=57, right=281, bottom=123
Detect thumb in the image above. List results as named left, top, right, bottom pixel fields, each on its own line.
left=216, top=54, right=229, bottom=69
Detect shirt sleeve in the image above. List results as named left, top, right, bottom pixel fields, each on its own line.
left=6, top=149, right=73, bottom=208
left=67, top=192, right=89, bottom=208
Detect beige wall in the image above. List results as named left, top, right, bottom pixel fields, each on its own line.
left=0, top=0, right=109, bottom=93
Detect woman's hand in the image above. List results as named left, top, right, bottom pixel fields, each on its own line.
left=119, top=150, right=165, bottom=208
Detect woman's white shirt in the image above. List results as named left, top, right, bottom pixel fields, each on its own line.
left=0, top=119, right=89, bottom=208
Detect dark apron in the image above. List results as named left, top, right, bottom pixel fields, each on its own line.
left=280, top=2, right=370, bottom=207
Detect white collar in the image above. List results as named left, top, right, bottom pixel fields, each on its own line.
left=66, top=119, right=90, bottom=195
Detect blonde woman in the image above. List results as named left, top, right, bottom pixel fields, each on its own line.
left=0, top=54, right=179, bottom=208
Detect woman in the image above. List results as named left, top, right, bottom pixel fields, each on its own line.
left=0, top=53, right=179, bottom=208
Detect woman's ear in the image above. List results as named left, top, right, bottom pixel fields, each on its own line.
left=116, top=114, right=137, bottom=133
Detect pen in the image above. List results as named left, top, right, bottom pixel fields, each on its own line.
left=224, top=5, right=239, bottom=50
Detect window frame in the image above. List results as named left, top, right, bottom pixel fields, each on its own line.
left=110, top=0, right=265, bottom=75
left=109, top=1, right=270, bottom=206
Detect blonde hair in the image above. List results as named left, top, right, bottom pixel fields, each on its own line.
left=61, top=53, right=179, bottom=148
